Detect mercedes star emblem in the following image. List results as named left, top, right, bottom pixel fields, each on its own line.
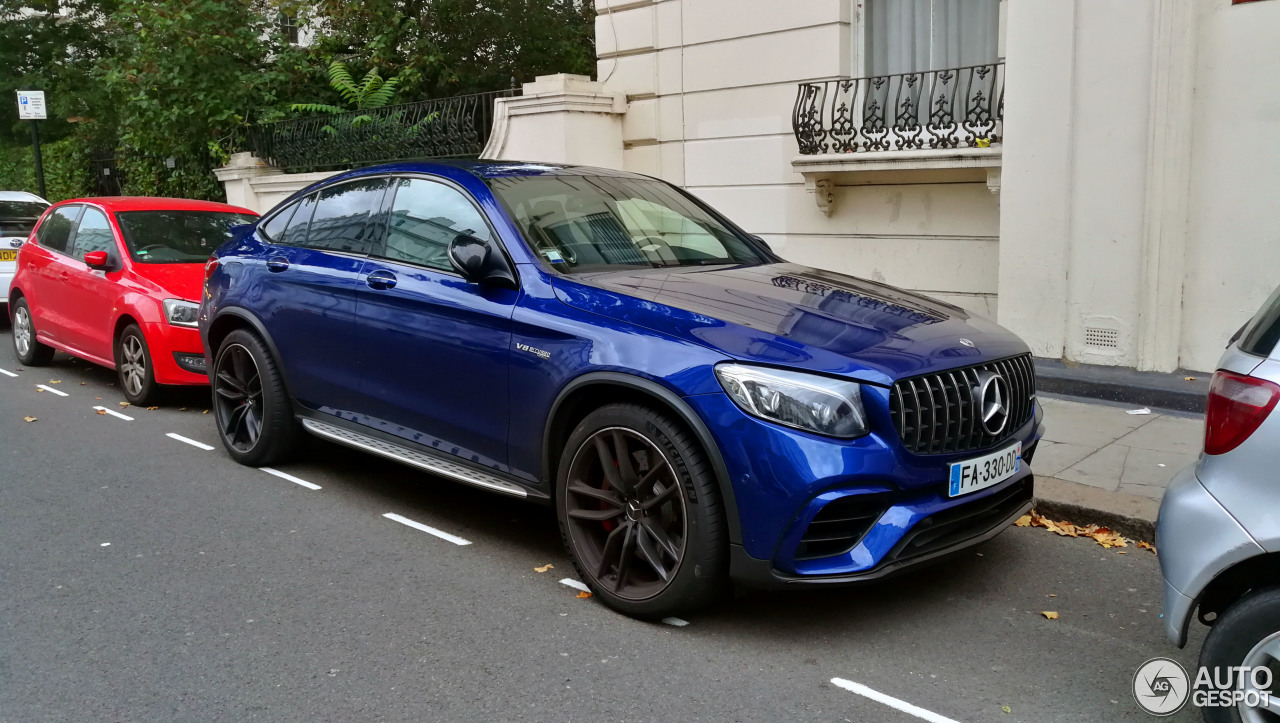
left=975, top=371, right=1010, bottom=435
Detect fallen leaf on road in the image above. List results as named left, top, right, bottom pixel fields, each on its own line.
left=1042, top=611, right=1059, bottom=620
left=95, top=397, right=102, bottom=400
left=1117, top=551, right=1127, bottom=554
left=534, top=564, right=554, bottom=573
left=36, top=387, right=44, bottom=392
left=23, top=416, right=37, bottom=422
left=179, top=407, right=187, bottom=412
left=49, top=380, right=61, bottom=384
left=146, top=406, right=158, bottom=411
left=95, top=409, right=106, bottom=415
left=1137, top=540, right=1157, bottom=554
left=1020, top=509, right=1147, bottom=552
left=1002, top=705, right=1012, bottom=714
left=119, top=402, right=130, bottom=407
left=576, top=591, right=592, bottom=599
left=202, top=410, right=209, bottom=414
left=1048, top=594, right=1056, bottom=597
left=1014, top=514, right=1032, bottom=527
left=1184, top=376, right=1197, bottom=382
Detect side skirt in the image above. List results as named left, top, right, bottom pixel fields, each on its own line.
left=299, top=416, right=544, bottom=500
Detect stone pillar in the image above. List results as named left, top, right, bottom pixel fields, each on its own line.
left=481, top=74, right=627, bottom=168
left=213, top=152, right=283, bottom=211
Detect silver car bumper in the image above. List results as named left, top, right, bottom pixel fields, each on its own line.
left=1157, top=464, right=1264, bottom=646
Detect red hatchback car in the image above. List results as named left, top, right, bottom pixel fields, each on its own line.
left=9, top=197, right=258, bottom=404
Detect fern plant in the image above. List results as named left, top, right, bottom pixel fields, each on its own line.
left=291, top=60, right=402, bottom=127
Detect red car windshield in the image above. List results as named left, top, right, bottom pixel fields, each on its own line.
left=115, top=210, right=257, bottom=264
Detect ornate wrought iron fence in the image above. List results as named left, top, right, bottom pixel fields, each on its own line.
left=793, top=62, right=1004, bottom=155
left=248, top=88, right=519, bottom=171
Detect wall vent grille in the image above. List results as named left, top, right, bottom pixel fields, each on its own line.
left=1084, top=327, right=1120, bottom=349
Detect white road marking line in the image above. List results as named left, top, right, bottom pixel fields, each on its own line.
left=93, top=406, right=134, bottom=421
left=661, top=617, right=689, bottom=627
left=166, top=433, right=215, bottom=451
left=559, top=578, right=591, bottom=593
left=0, top=368, right=18, bottom=377
left=261, top=467, right=321, bottom=491
left=830, top=678, right=960, bottom=723
left=382, top=513, right=471, bottom=546
left=36, top=384, right=68, bottom=396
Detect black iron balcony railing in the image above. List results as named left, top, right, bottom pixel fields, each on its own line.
left=248, top=88, right=519, bottom=171
left=793, top=62, right=1004, bottom=155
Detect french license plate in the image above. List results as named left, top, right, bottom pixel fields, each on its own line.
left=0, top=250, right=15, bottom=262
left=948, top=442, right=1021, bottom=497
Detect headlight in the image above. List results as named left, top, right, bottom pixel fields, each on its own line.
left=714, top=363, right=868, bottom=438
left=163, top=299, right=200, bottom=328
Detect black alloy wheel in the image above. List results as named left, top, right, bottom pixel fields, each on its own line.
left=557, top=403, right=727, bottom=618
left=214, top=341, right=264, bottom=453
left=212, top=329, right=301, bottom=466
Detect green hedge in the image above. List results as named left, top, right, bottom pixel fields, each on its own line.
left=0, top=137, right=95, bottom=203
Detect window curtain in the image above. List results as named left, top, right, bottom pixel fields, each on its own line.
left=865, top=0, right=999, bottom=76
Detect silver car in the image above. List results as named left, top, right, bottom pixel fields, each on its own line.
left=0, top=191, right=50, bottom=313
left=1159, top=283, right=1280, bottom=721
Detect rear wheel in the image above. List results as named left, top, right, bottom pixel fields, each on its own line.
left=1199, top=587, right=1280, bottom=723
left=115, top=324, right=160, bottom=406
left=11, top=298, right=54, bottom=366
left=556, top=403, right=727, bottom=619
left=212, top=329, right=301, bottom=466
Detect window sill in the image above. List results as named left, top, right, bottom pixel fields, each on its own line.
left=791, top=146, right=1003, bottom=215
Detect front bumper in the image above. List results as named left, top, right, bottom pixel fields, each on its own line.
left=1157, top=464, right=1264, bottom=647
left=686, top=390, right=1043, bottom=586
left=141, top=322, right=209, bottom=386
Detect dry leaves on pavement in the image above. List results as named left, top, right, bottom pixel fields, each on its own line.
left=1016, top=511, right=1155, bottom=553
left=146, top=406, right=158, bottom=411
left=1042, top=611, right=1059, bottom=620
left=22, top=416, right=37, bottom=422
left=49, top=380, right=61, bottom=384
left=95, top=409, right=106, bottom=415
left=534, top=564, right=554, bottom=573
left=575, top=591, right=592, bottom=599
left=119, top=402, right=130, bottom=407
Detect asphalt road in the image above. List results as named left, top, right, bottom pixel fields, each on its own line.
left=0, top=326, right=1207, bottom=722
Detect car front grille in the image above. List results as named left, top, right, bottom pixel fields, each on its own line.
left=889, top=354, right=1036, bottom=455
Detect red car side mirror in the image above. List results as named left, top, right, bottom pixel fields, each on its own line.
left=84, top=250, right=110, bottom=270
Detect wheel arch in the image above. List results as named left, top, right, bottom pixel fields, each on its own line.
left=542, top=372, right=741, bottom=545
left=206, top=307, right=293, bottom=390
left=1196, top=552, right=1280, bottom=631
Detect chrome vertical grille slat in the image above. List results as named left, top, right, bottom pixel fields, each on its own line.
left=889, top=354, right=1037, bottom=455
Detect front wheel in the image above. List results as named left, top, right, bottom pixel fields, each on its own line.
left=556, top=403, right=727, bottom=619
left=212, top=329, right=301, bottom=466
left=115, top=324, right=160, bottom=405
left=1199, top=586, right=1280, bottom=723
left=11, top=298, right=55, bottom=366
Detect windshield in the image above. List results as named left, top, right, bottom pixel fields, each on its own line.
left=0, top=200, right=48, bottom=238
left=487, top=175, right=766, bottom=273
left=116, top=210, right=258, bottom=264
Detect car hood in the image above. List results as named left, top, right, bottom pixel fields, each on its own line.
left=129, top=262, right=205, bottom=301
left=551, top=263, right=1030, bottom=386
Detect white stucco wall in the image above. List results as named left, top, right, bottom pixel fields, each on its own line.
left=593, top=0, right=1002, bottom=317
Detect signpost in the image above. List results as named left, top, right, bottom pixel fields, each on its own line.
left=16, top=90, right=47, bottom=199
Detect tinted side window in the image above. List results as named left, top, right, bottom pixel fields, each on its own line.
left=380, top=178, right=491, bottom=272
left=36, top=206, right=81, bottom=254
left=305, top=178, right=387, bottom=253
left=260, top=200, right=298, bottom=242
left=278, top=192, right=318, bottom=247
left=70, top=208, right=115, bottom=258
left=1241, top=285, right=1280, bottom=358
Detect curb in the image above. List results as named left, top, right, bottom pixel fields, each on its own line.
left=1034, top=476, right=1158, bottom=542
left=1034, top=357, right=1209, bottom=414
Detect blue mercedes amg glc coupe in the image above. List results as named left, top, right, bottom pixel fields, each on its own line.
left=200, top=160, right=1043, bottom=618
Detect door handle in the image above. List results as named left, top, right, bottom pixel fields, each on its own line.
left=266, top=257, right=289, bottom=272
left=365, top=269, right=397, bottom=290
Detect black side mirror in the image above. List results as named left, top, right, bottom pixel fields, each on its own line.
left=448, top=234, right=516, bottom=289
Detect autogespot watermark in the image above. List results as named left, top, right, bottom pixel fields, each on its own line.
left=1133, top=657, right=1276, bottom=716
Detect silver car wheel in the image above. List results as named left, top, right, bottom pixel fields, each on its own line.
left=120, top=335, right=146, bottom=396
left=1239, top=630, right=1280, bottom=723
left=13, top=306, right=31, bottom=357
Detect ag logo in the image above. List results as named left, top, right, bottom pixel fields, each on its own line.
left=1133, top=657, right=1190, bottom=716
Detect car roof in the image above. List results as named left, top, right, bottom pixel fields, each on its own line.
left=342, top=159, right=654, bottom=182
left=0, top=190, right=49, bottom=205
left=56, top=196, right=258, bottom=215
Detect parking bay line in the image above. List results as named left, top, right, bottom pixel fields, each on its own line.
left=382, top=513, right=471, bottom=546
left=830, top=678, right=960, bottom=723
left=0, top=368, right=17, bottom=377
left=93, top=406, right=134, bottom=421
left=36, top=384, right=68, bottom=397
left=261, top=467, right=321, bottom=491
left=165, top=433, right=215, bottom=451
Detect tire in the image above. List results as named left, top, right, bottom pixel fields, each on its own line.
left=211, top=329, right=302, bottom=466
left=1199, top=586, right=1280, bottom=723
left=556, top=403, right=727, bottom=619
left=11, top=297, right=54, bottom=366
left=115, top=324, right=161, bottom=406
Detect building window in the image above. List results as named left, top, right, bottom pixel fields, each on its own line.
left=278, top=12, right=299, bottom=45
left=864, top=0, right=999, bottom=76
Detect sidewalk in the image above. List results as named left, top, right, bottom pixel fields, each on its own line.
left=1031, top=394, right=1205, bottom=540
